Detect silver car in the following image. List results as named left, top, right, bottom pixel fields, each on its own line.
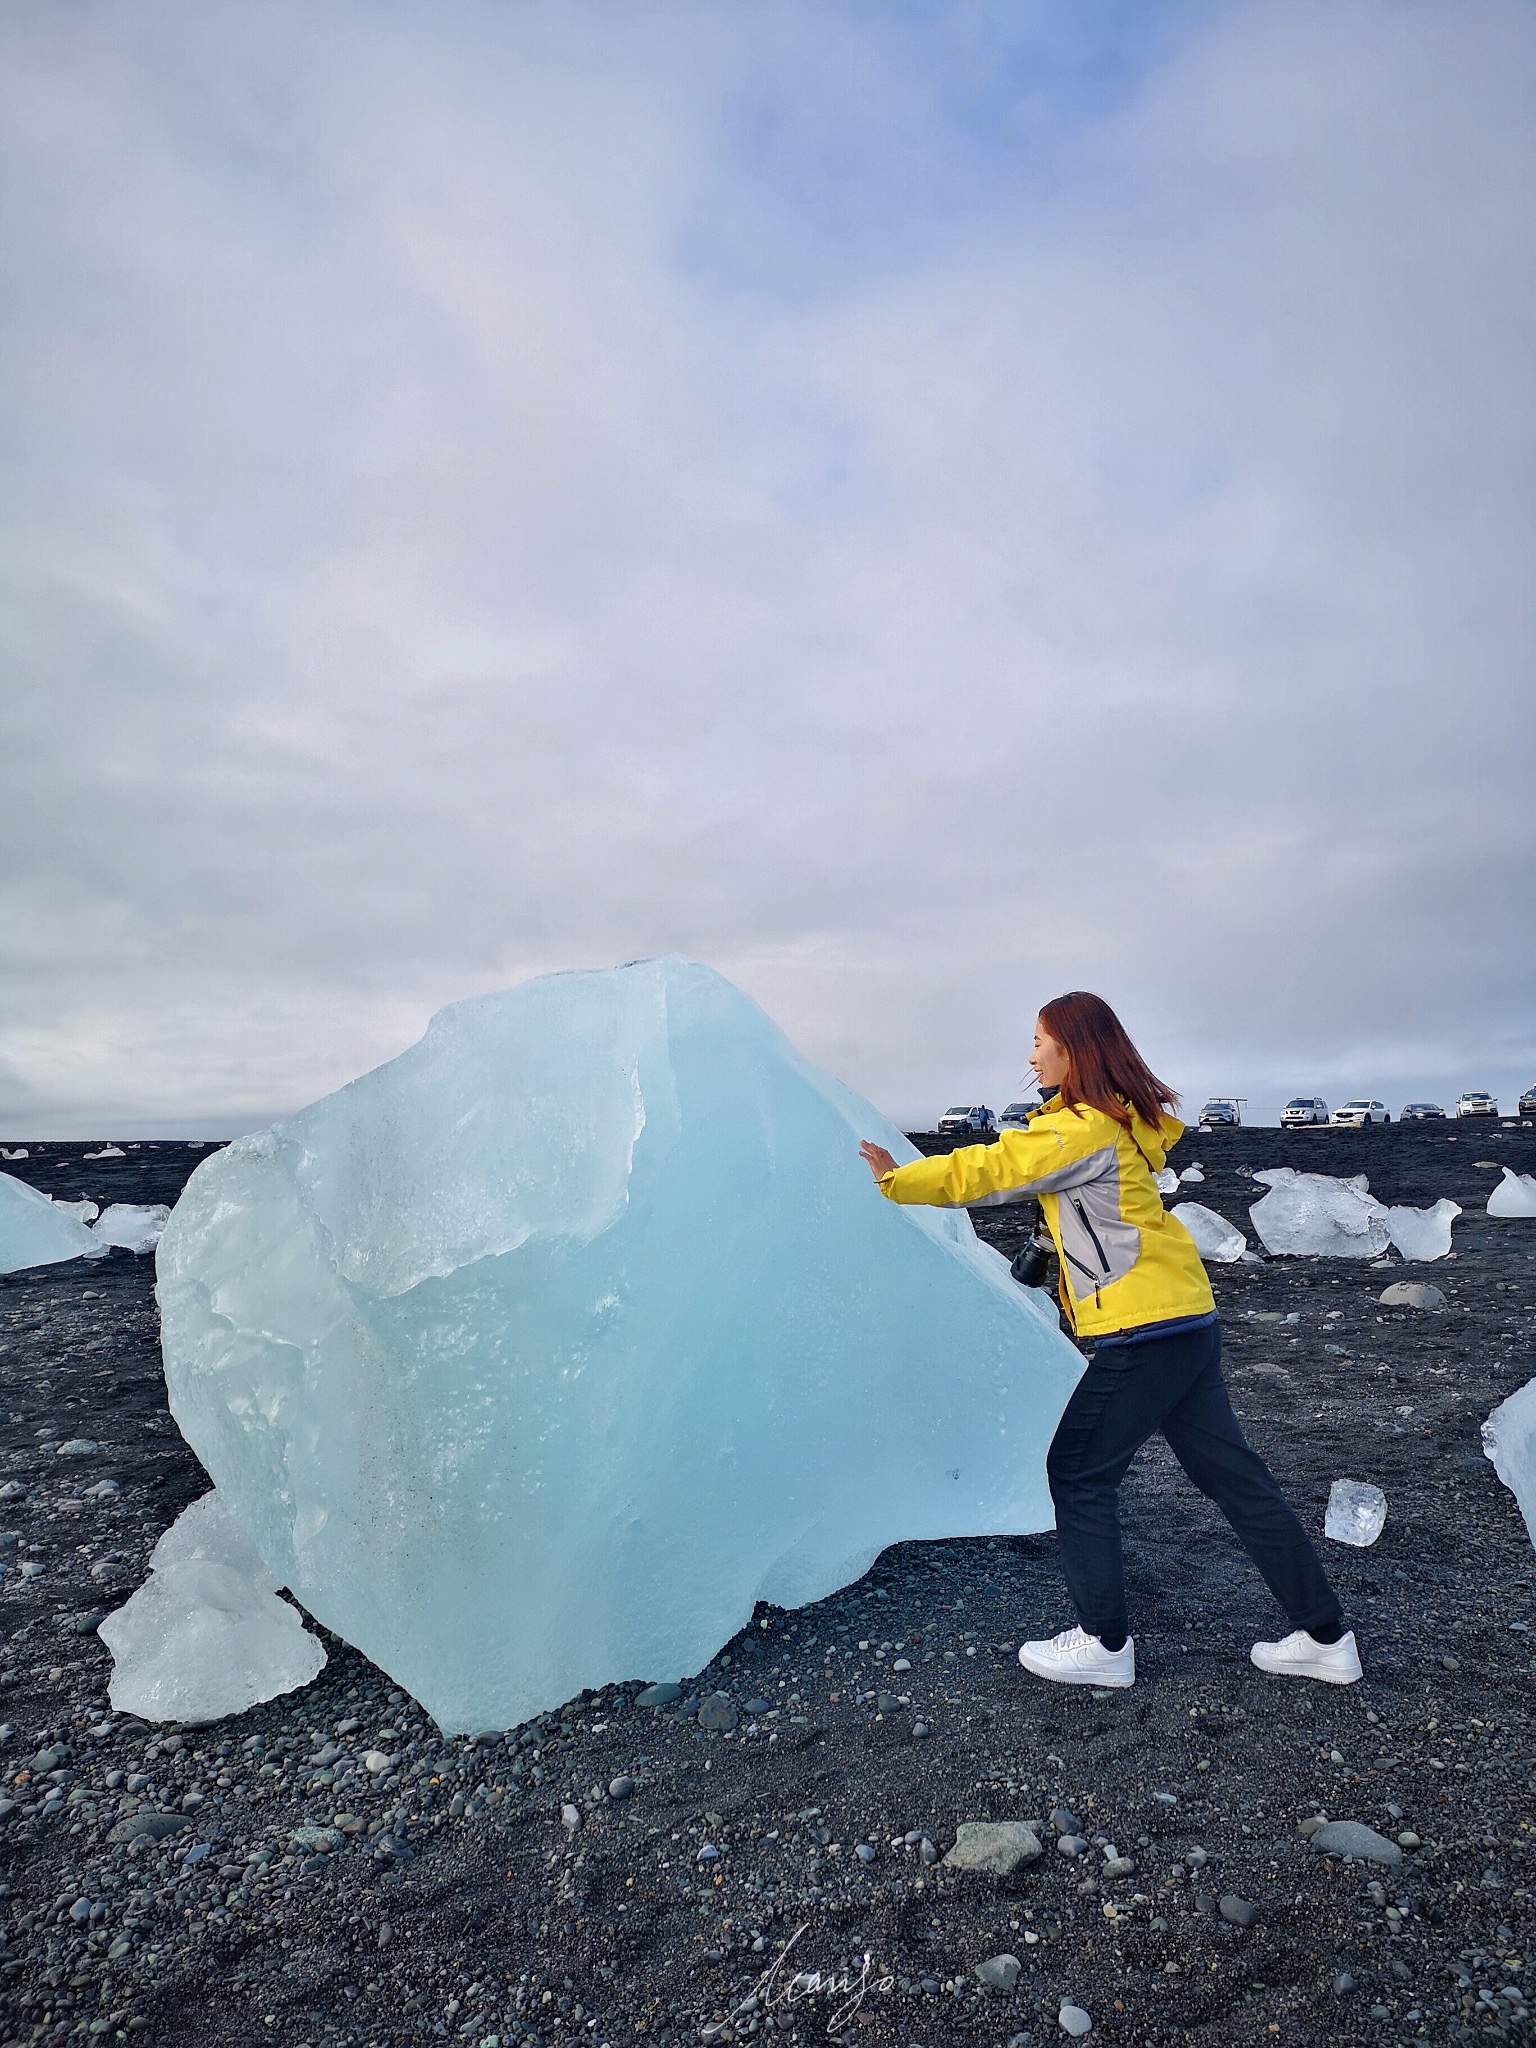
left=936, top=1106, right=996, bottom=1137
left=1280, top=1096, right=1329, bottom=1126
left=1333, top=1099, right=1389, bottom=1126
left=1456, top=1091, right=1499, bottom=1118
left=1198, top=1098, right=1242, bottom=1127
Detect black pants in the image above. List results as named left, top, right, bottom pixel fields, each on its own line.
left=1045, top=1317, right=1343, bottom=1644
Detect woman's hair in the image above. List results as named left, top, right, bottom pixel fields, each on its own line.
left=1038, top=991, right=1179, bottom=1131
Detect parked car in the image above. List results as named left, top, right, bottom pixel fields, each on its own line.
left=1399, top=1101, right=1446, bottom=1121
left=1280, top=1096, right=1330, bottom=1126
left=1333, top=1099, right=1390, bottom=1126
left=999, top=1099, right=1041, bottom=1128
left=1456, top=1091, right=1499, bottom=1118
left=1520, top=1084, right=1536, bottom=1117
left=936, top=1105, right=997, bottom=1137
left=1198, top=1097, right=1243, bottom=1128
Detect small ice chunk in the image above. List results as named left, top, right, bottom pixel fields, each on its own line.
left=0, top=1172, right=106, bottom=1275
left=1385, top=1199, right=1460, bottom=1262
left=51, top=1198, right=100, bottom=1224
left=1488, top=1168, right=1536, bottom=1219
left=97, top=1490, right=326, bottom=1723
left=0, top=1147, right=28, bottom=1161
left=1483, top=1376, right=1536, bottom=1553
left=1248, top=1169, right=1390, bottom=1258
left=1154, top=1168, right=1178, bottom=1194
left=1324, top=1479, right=1387, bottom=1547
left=92, top=1203, right=171, bottom=1253
left=83, top=1144, right=126, bottom=1159
left=1170, top=1202, right=1246, bottom=1263
left=1178, top=1165, right=1205, bottom=1184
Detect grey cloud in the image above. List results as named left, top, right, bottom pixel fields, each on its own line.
left=1, top=1, right=1532, bottom=1136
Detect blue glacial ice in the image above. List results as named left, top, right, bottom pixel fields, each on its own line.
left=156, top=956, right=1085, bottom=1732
left=92, top=1202, right=172, bottom=1253
left=1488, top=1168, right=1536, bottom=1219
left=0, top=1172, right=107, bottom=1275
left=98, top=1490, right=326, bottom=1724
left=1249, top=1169, right=1390, bottom=1258
left=1483, top=1375, right=1536, bottom=1553
left=1385, top=1198, right=1459, bottom=1261
left=1168, top=1201, right=1246, bottom=1263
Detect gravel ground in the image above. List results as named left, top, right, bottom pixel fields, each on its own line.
left=0, top=1121, right=1533, bottom=2048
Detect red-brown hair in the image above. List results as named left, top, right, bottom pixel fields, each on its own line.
left=1037, top=991, right=1178, bottom=1131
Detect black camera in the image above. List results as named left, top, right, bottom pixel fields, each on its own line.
left=1010, top=1234, right=1053, bottom=1289
left=1008, top=1196, right=1054, bottom=1289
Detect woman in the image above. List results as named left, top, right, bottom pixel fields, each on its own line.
left=859, top=991, right=1359, bottom=1690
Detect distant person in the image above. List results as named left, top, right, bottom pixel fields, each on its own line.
left=858, top=991, right=1359, bottom=1690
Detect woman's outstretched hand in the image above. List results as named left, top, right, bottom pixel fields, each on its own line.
left=860, top=1140, right=898, bottom=1182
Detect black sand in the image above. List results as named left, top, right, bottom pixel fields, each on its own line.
left=0, top=1121, right=1533, bottom=2048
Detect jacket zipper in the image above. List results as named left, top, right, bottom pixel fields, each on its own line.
left=1069, top=1196, right=1110, bottom=1308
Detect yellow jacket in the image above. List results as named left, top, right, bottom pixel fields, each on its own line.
left=879, top=1098, right=1214, bottom=1339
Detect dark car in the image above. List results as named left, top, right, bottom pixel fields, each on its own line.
left=998, top=1099, right=1042, bottom=1128
left=1400, top=1102, right=1446, bottom=1121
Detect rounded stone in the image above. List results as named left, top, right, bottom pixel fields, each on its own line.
left=1309, top=1820, right=1402, bottom=1867
left=697, top=1693, right=739, bottom=1734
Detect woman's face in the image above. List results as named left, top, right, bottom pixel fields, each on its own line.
left=1030, top=1017, right=1070, bottom=1091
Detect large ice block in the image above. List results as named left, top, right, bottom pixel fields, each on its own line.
left=156, top=956, right=1086, bottom=1733
left=1487, top=1168, right=1536, bottom=1219
left=0, top=1172, right=106, bottom=1275
left=92, top=1203, right=172, bottom=1253
left=1385, top=1199, right=1460, bottom=1261
left=1169, top=1202, right=1246, bottom=1263
left=98, top=1490, right=326, bottom=1723
left=1483, top=1375, right=1536, bottom=1552
left=1248, top=1169, right=1389, bottom=1258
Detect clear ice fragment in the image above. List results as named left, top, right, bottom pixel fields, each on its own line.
left=92, top=1203, right=171, bottom=1253
left=1324, top=1478, right=1387, bottom=1547
left=1248, top=1169, right=1390, bottom=1258
left=0, top=1171, right=105, bottom=1275
left=97, top=1489, right=325, bottom=1724
left=1169, top=1202, right=1246, bottom=1263
left=1487, top=1168, right=1536, bottom=1219
left=0, top=1148, right=28, bottom=1161
left=83, top=1145, right=125, bottom=1159
left=1484, top=1377, right=1536, bottom=1553
left=52, top=1198, right=100, bottom=1224
left=1178, top=1165, right=1205, bottom=1184
left=1385, top=1200, right=1459, bottom=1261
left=1154, top=1168, right=1178, bottom=1194
left=156, top=957, right=1086, bottom=1733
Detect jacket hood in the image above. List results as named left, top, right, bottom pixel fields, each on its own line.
left=1127, top=1108, right=1183, bottom=1172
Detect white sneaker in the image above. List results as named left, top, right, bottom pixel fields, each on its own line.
left=1017, top=1625, right=1135, bottom=1688
left=1250, top=1628, right=1362, bottom=1684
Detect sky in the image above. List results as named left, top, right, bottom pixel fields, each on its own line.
left=2, top=0, right=1534, bottom=1137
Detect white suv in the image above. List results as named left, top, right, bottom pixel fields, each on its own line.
left=1333, top=1099, right=1389, bottom=1126
left=1456, top=1091, right=1499, bottom=1118
left=1281, top=1096, right=1329, bottom=1126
